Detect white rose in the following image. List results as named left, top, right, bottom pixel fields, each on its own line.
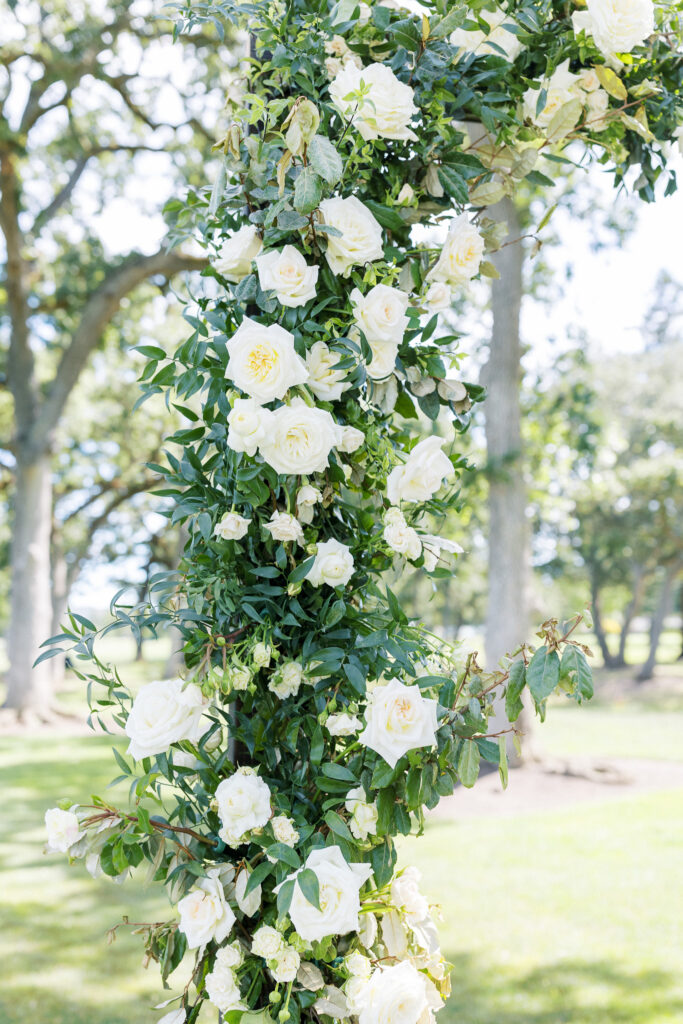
left=228, top=665, right=251, bottom=691
left=234, top=867, right=261, bottom=917
left=271, top=945, right=301, bottom=983
left=205, top=963, right=244, bottom=1013
left=345, top=787, right=379, bottom=841
left=387, top=435, right=454, bottom=505
left=178, top=869, right=236, bottom=950
left=319, top=196, right=383, bottom=277
left=157, top=1011, right=186, bottom=1024
left=214, top=511, right=251, bottom=541
left=297, top=484, right=323, bottom=524
left=306, top=341, right=350, bottom=401
left=327, top=712, right=362, bottom=737
left=265, top=511, right=305, bottom=545
left=272, top=815, right=300, bottom=846
left=391, top=866, right=430, bottom=923
left=253, top=642, right=272, bottom=668
left=522, top=60, right=582, bottom=128
left=586, top=88, right=610, bottom=131
left=125, top=678, right=206, bottom=760
left=214, top=224, right=263, bottom=283
left=351, top=283, right=410, bottom=347
left=397, top=183, right=415, bottom=204
left=421, top=533, right=464, bottom=571
left=357, top=911, right=378, bottom=948
left=215, top=767, right=272, bottom=845
left=226, top=317, right=309, bottom=404
left=428, top=213, right=485, bottom=286
left=45, top=807, right=83, bottom=853
left=359, top=678, right=439, bottom=768
left=270, top=660, right=304, bottom=699
left=227, top=398, right=274, bottom=456
left=280, top=846, right=373, bottom=942
left=216, top=942, right=244, bottom=969
left=307, top=538, right=355, bottom=588
left=383, top=507, right=422, bottom=561
left=573, top=0, right=654, bottom=56
left=579, top=68, right=602, bottom=92
left=337, top=426, right=364, bottom=453
left=451, top=6, right=524, bottom=61
left=329, top=62, right=418, bottom=142
left=256, top=245, right=318, bottom=307
left=346, top=951, right=372, bottom=979
left=358, top=962, right=434, bottom=1024
left=252, top=925, right=284, bottom=960
left=424, top=281, right=452, bottom=311
left=259, top=399, right=341, bottom=476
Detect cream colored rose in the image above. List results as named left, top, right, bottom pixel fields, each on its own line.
left=337, top=425, right=364, bottom=453
left=351, top=283, right=410, bottom=346
left=270, top=660, right=304, bottom=699
left=429, top=214, right=485, bottom=286
left=346, top=951, right=372, bottom=979
left=178, top=868, right=236, bottom=949
left=586, top=88, right=610, bottom=131
left=125, top=678, right=206, bottom=760
left=387, top=435, right=454, bottom=504
left=522, top=60, right=582, bottom=128
left=307, top=538, right=354, bottom=588
left=205, top=964, right=244, bottom=1014
left=228, top=665, right=251, bottom=691
left=306, top=341, right=350, bottom=401
left=252, top=925, right=284, bottom=959
left=256, top=246, right=318, bottom=308
left=214, top=224, right=262, bottom=283
left=271, top=814, right=300, bottom=846
left=226, top=318, right=308, bottom=404
left=391, top=865, right=430, bottom=923
left=579, top=68, right=602, bottom=92
left=271, top=945, right=301, bottom=983
left=451, top=5, right=524, bottom=61
left=215, top=942, right=244, bottom=969
left=319, top=196, right=383, bottom=277
left=214, top=511, right=251, bottom=541
left=345, top=786, right=378, bottom=841
left=265, top=511, right=305, bottom=545
left=425, top=281, right=452, bottom=311
left=215, top=767, right=271, bottom=845
left=383, top=508, right=422, bottom=560
left=358, top=961, right=436, bottom=1024
left=573, top=0, right=654, bottom=56
left=297, top=484, right=323, bottom=524
left=259, top=399, right=341, bottom=476
left=227, top=397, right=273, bottom=456
left=327, top=711, right=362, bottom=736
left=253, top=642, right=272, bottom=668
left=421, top=533, right=464, bottom=571
left=280, top=846, right=373, bottom=942
left=359, top=678, right=439, bottom=767
left=45, top=807, right=83, bottom=853
left=329, top=62, right=418, bottom=142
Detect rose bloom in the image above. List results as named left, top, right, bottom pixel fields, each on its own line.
left=429, top=214, right=485, bottom=286
left=327, top=711, right=362, bottom=736
left=259, top=399, right=341, bottom=476
left=345, top=786, right=379, bottom=841
left=579, top=68, right=602, bottom=92
left=397, top=183, right=415, bottom=204
left=125, top=678, right=206, bottom=760
left=383, top=508, right=422, bottom=561
left=359, top=678, right=439, bottom=768
left=226, top=397, right=274, bottom=456
left=214, top=224, right=262, bottom=283
left=358, top=961, right=441, bottom=1024
left=271, top=814, right=300, bottom=846
left=281, top=846, right=373, bottom=942
left=586, top=88, right=611, bottom=131
left=306, top=538, right=355, bottom=588
left=215, top=942, right=244, bottom=969
left=391, top=865, right=430, bottom=923
left=214, top=511, right=251, bottom=541
left=215, top=767, right=272, bottom=845
left=252, top=925, right=284, bottom=959
left=226, top=317, right=308, bottom=405
left=387, top=436, right=454, bottom=505
left=271, top=945, right=301, bottom=983
left=573, top=0, right=654, bottom=56
left=522, top=60, right=582, bottom=128
left=269, top=660, right=304, bottom=699
left=297, top=484, right=323, bottom=524
left=228, top=665, right=251, bottom=691
left=45, top=807, right=83, bottom=853
left=178, top=868, right=236, bottom=949
left=306, top=341, right=350, bottom=401
left=451, top=5, right=525, bottom=61
left=204, top=963, right=244, bottom=1014
left=265, top=511, right=305, bottom=545
left=351, top=283, right=410, bottom=347
left=424, top=281, right=452, bottom=311
left=253, top=642, right=272, bottom=668
left=256, top=245, right=318, bottom=307
left=337, top=425, right=364, bottom=453
left=319, top=196, right=383, bottom=277
left=422, top=533, right=464, bottom=572
left=329, top=62, right=418, bottom=142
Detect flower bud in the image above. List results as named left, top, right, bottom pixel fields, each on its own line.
left=287, top=581, right=303, bottom=597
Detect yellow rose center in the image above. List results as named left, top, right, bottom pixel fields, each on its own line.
left=247, top=343, right=278, bottom=381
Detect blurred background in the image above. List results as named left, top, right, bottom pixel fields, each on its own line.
left=1, top=3, right=682, bottom=1023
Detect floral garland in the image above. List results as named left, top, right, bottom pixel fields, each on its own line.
left=44, top=2, right=682, bottom=1023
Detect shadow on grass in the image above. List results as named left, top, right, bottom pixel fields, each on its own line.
left=444, top=953, right=682, bottom=1024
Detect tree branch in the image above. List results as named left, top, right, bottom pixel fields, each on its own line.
left=28, top=249, right=207, bottom=456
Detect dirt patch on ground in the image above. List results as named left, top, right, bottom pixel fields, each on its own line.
left=431, top=756, right=683, bottom=820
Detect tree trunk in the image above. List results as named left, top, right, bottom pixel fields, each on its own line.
left=590, top=578, right=617, bottom=668
left=481, top=198, right=532, bottom=760
left=50, top=542, right=69, bottom=692
left=3, top=454, right=54, bottom=715
left=636, top=563, right=681, bottom=683
left=615, top=565, right=645, bottom=667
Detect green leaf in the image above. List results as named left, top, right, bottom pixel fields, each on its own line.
left=545, top=98, right=583, bottom=142
left=276, top=878, right=295, bottom=918
left=431, top=7, right=467, bottom=39
left=498, top=735, right=509, bottom=790
left=363, top=199, right=406, bottom=236
left=527, top=646, right=560, bottom=703
left=297, top=867, right=321, bottom=910
left=321, top=762, right=357, bottom=783
left=307, top=135, right=343, bottom=186
left=324, top=809, right=354, bottom=841
left=505, top=660, right=526, bottom=722
left=293, top=167, right=323, bottom=214
left=267, top=843, right=301, bottom=869
left=457, top=739, right=480, bottom=788
left=437, top=166, right=469, bottom=204
left=595, top=64, right=627, bottom=101
left=244, top=861, right=273, bottom=895
left=559, top=646, right=594, bottom=701
left=371, top=839, right=396, bottom=887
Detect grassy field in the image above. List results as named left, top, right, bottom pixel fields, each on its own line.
left=1, top=641, right=683, bottom=1024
